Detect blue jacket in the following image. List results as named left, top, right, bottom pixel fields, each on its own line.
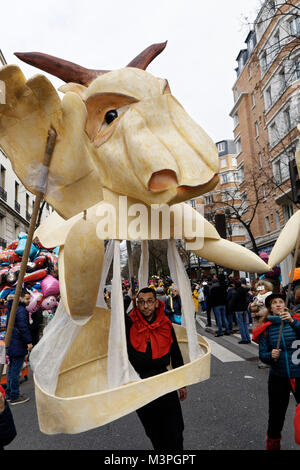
left=259, top=315, right=300, bottom=378
left=6, top=299, right=32, bottom=357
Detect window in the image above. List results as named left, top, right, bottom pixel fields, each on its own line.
left=273, top=31, right=280, bottom=52
left=251, top=91, right=256, bottom=107
left=258, top=152, right=263, bottom=168
left=279, top=68, right=286, bottom=93
left=284, top=108, right=292, bottom=131
left=217, top=142, right=225, bottom=153
left=221, top=174, right=228, bottom=184
left=241, top=192, right=248, bottom=210
left=231, top=157, right=237, bottom=167
left=295, top=58, right=300, bottom=79
left=15, top=223, right=19, bottom=239
left=204, top=195, right=214, bottom=205
left=220, top=158, right=227, bottom=169
left=255, top=121, right=259, bottom=137
left=273, top=156, right=289, bottom=184
left=289, top=16, right=300, bottom=36
left=26, top=194, right=29, bottom=212
left=0, top=166, right=5, bottom=189
left=261, top=51, right=268, bottom=72
left=275, top=210, right=281, bottom=229
left=236, top=138, right=242, bottom=154
left=233, top=113, right=239, bottom=128
left=265, top=216, right=270, bottom=233
left=15, top=182, right=19, bottom=202
left=283, top=203, right=294, bottom=223
left=270, top=122, right=278, bottom=145
left=239, top=164, right=245, bottom=183
left=248, top=63, right=252, bottom=79
left=266, top=86, right=272, bottom=108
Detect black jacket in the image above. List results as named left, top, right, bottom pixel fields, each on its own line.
left=6, top=298, right=32, bottom=357
left=209, top=283, right=227, bottom=307
left=229, top=286, right=249, bottom=312
left=0, top=401, right=17, bottom=450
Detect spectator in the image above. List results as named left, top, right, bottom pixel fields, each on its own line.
left=230, top=280, right=251, bottom=344
left=192, top=284, right=199, bottom=317
left=197, top=284, right=205, bottom=314
left=156, top=287, right=168, bottom=305
left=165, top=287, right=182, bottom=324
left=125, top=287, right=186, bottom=450
left=202, top=281, right=212, bottom=328
left=226, top=281, right=236, bottom=333
left=249, top=280, right=273, bottom=328
left=252, top=293, right=300, bottom=450
left=0, top=384, right=16, bottom=450
left=5, top=290, right=33, bottom=405
left=210, top=278, right=230, bottom=337
left=290, top=285, right=300, bottom=314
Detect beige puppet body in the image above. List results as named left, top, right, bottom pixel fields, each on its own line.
left=0, top=44, right=271, bottom=433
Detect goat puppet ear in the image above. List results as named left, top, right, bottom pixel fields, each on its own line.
left=0, top=65, right=102, bottom=219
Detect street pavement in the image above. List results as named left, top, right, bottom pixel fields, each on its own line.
left=4, top=312, right=300, bottom=451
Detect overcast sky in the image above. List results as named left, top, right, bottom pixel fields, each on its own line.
left=2, top=0, right=261, bottom=143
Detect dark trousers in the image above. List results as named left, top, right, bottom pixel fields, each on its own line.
left=6, top=355, right=25, bottom=401
left=136, top=390, right=184, bottom=450
left=267, top=374, right=300, bottom=439
left=206, top=301, right=212, bottom=326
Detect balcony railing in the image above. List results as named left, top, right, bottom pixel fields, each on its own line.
left=0, top=186, right=7, bottom=202
left=14, top=200, right=20, bottom=213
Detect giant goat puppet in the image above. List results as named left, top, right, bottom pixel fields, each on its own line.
left=0, top=42, right=271, bottom=434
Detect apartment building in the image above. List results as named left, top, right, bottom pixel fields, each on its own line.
left=189, top=139, right=247, bottom=278
left=196, top=139, right=247, bottom=245
left=229, top=0, right=300, bottom=284
left=0, top=50, right=52, bottom=247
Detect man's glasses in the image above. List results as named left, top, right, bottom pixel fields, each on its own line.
left=137, top=299, right=155, bottom=306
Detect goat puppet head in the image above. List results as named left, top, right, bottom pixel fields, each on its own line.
left=0, top=43, right=219, bottom=218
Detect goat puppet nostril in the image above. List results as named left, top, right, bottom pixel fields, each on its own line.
left=148, top=170, right=178, bottom=192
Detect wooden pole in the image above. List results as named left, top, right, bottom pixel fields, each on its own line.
left=276, top=230, right=300, bottom=349
left=4, top=128, right=57, bottom=348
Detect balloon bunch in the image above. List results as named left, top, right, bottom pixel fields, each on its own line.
left=0, top=233, right=60, bottom=333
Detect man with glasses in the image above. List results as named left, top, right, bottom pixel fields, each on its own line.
left=124, top=287, right=187, bottom=450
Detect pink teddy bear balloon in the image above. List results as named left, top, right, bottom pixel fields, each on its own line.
left=26, top=290, right=43, bottom=324
left=41, top=295, right=58, bottom=314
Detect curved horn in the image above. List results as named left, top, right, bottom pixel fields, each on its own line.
left=14, top=52, right=109, bottom=85
left=126, top=41, right=167, bottom=70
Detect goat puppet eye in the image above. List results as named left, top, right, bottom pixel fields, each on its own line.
left=105, top=110, right=118, bottom=124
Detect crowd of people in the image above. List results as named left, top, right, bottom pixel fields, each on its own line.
left=1, top=271, right=300, bottom=451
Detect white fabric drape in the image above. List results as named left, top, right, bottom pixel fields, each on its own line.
left=167, top=239, right=202, bottom=362
left=30, top=300, right=82, bottom=394
left=96, top=240, right=114, bottom=308
left=107, top=240, right=140, bottom=388
left=138, top=240, right=149, bottom=289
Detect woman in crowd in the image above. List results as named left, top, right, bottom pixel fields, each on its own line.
left=249, top=280, right=273, bottom=328
left=252, top=293, right=300, bottom=450
left=165, top=287, right=182, bottom=324
left=192, top=284, right=199, bottom=317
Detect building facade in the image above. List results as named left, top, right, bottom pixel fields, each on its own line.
left=229, top=0, right=300, bottom=284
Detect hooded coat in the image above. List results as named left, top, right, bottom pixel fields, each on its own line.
left=5, top=296, right=32, bottom=357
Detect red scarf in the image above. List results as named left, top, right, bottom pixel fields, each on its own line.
left=252, top=313, right=300, bottom=344
left=129, top=299, right=173, bottom=359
